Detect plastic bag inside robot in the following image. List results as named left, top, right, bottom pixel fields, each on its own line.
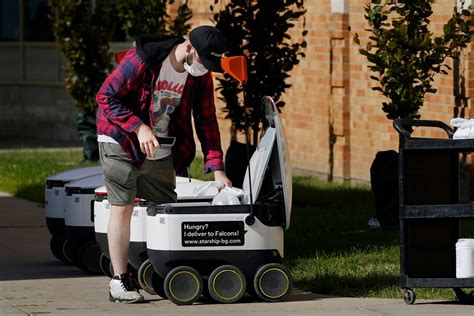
left=192, top=180, right=244, bottom=205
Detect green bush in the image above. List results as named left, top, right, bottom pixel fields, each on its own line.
left=211, top=0, right=307, bottom=144
left=354, top=0, right=473, bottom=119
left=116, top=0, right=192, bottom=37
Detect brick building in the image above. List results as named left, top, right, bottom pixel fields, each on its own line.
left=0, top=0, right=471, bottom=183
left=189, top=0, right=473, bottom=183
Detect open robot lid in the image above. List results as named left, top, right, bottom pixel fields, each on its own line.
left=242, top=96, right=292, bottom=229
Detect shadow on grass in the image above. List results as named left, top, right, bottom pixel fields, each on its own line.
left=287, top=178, right=400, bottom=297
left=287, top=178, right=398, bottom=257
left=295, top=272, right=399, bottom=298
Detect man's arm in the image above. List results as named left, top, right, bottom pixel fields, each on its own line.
left=96, top=48, right=146, bottom=134
left=193, top=73, right=225, bottom=172
left=193, top=73, right=232, bottom=187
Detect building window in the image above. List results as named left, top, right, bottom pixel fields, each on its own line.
left=0, top=0, right=20, bottom=41
left=24, top=0, right=54, bottom=41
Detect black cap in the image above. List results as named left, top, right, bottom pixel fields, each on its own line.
left=189, top=26, right=227, bottom=73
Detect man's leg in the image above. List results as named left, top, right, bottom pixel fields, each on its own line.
left=107, top=202, right=144, bottom=303
left=108, top=204, right=133, bottom=275
left=98, top=142, right=143, bottom=303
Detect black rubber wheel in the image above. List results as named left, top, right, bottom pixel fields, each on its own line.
left=63, top=238, right=79, bottom=266
left=76, top=241, right=102, bottom=275
left=208, top=265, right=246, bottom=304
left=151, top=269, right=167, bottom=299
left=253, top=263, right=292, bottom=302
left=50, top=235, right=73, bottom=265
left=403, top=288, right=416, bottom=305
left=453, top=288, right=474, bottom=304
left=99, top=253, right=112, bottom=278
left=164, top=266, right=202, bottom=305
left=137, top=259, right=157, bottom=295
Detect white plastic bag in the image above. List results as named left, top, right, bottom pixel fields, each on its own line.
left=212, top=187, right=244, bottom=205
left=193, top=181, right=225, bottom=197
left=450, top=118, right=474, bottom=139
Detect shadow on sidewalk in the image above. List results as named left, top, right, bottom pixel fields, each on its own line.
left=0, top=195, right=96, bottom=281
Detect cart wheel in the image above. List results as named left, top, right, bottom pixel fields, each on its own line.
left=76, top=241, right=102, bottom=275
left=50, top=235, right=73, bottom=265
left=164, top=266, right=202, bottom=305
left=99, top=253, right=112, bottom=278
left=208, top=265, right=246, bottom=304
left=453, top=288, right=474, bottom=304
left=403, top=288, right=416, bottom=305
left=137, top=259, right=157, bottom=295
left=63, top=238, right=78, bottom=265
left=253, top=263, right=292, bottom=302
left=151, top=269, right=167, bottom=299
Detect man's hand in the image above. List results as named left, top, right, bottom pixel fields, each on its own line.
left=214, top=170, right=232, bottom=188
left=135, top=123, right=159, bottom=158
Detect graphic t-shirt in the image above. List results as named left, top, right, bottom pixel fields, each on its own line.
left=149, top=55, right=188, bottom=160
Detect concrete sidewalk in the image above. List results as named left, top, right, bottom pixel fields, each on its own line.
left=0, top=192, right=472, bottom=315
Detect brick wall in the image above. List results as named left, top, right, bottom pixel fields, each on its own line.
left=183, top=0, right=472, bottom=183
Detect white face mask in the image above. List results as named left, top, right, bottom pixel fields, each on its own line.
left=184, top=53, right=209, bottom=77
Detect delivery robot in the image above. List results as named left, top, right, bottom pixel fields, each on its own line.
left=45, top=166, right=102, bottom=264
left=94, top=176, right=217, bottom=294
left=63, top=173, right=104, bottom=274
left=145, top=96, right=293, bottom=305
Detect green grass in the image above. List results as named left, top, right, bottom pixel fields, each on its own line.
left=0, top=148, right=214, bottom=205
left=0, top=148, right=98, bottom=204
left=0, top=149, right=470, bottom=300
left=286, top=177, right=463, bottom=300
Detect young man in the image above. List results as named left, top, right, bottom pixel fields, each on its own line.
left=96, top=25, right=232, bottom=303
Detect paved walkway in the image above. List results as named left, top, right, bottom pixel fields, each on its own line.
left=0, top=192, right=473, bottom=315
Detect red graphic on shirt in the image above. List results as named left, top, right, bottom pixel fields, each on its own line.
left=156, top=80, right=185, bottom=94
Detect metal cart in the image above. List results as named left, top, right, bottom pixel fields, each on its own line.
left=394, top=119, right=474, bottom=304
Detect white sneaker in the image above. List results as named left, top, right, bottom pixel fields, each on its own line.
left=109, top=273, right=144, bottom=303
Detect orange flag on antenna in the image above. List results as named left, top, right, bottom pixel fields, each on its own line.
left=221, top=56, right=248, bottom=84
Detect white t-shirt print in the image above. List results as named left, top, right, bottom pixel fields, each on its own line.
left=149, top=55, right=188, bottom=160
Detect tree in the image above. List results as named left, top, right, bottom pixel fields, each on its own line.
left=49, top=0, right=114, bottom=160
left=116, top=0, right=192, bottom=37
left=354, top=0, right=473, bottom=120
left=49, top=0, right=192, bottom=161
left=211, top=0, right=307, bottom=145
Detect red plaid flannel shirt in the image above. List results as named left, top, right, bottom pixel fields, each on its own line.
left=96, top=48, right=224, bottom=174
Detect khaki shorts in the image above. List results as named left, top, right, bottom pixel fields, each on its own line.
left=98, top=142, right=177, bottom=205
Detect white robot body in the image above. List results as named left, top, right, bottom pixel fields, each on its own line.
left=93, top=177, right=213, bottom=270
left=44, top=166, right=102, bottom=235
left=146, top=210, right=283, bottom=254
left=146, top=97, right=292, bottom=291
